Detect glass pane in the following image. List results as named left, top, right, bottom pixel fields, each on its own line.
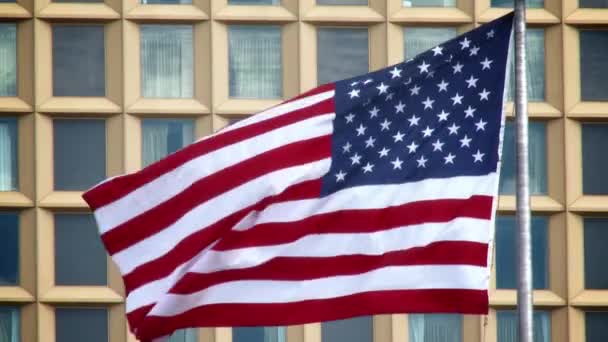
left=499, top=121, right=547, bottom=195
left=229, top=0, right=279, bottom=4
left=142, top=119, right=195, bottom=167
left=54, top=0, right=102, bottom=3
left=403, top=0, right=456, bottom=7
left=229, top=25, right=282, bottom=99
left=53, top=119, right=106, bottom=191
left=141, top=25, right=193, bottom=98
left=168, top=329, right=198, bottom=342
left=586, top=312, right=608, bottom=342
left=317, top=0, right=367, bottom=4
left=580, top=30, right=608, bottom=101
left=0, top=24, right=17, bottom=97
left=584, top=218, right=608, bottom=289
left=322, top=317, right=372, bottom=342
left=0, top=118, right=18, bottom=191
left=317, top=27, right=368, bottom=85
left=582, top=124, right=608, bottom=194
left=0, top=307, right=19, bottom=342
left=507, top=29, right=545, bottom=101
left=55, top=214, right=107, bottom=286
left=56, top=308, right=108, bottom=342
left=409, top=314, right=462, bottom=342
left=580, top=0, right=608, bottom=7
left=52, top=25, right=105, bottom=97
left=0, top=212, right=18, bottom=286
left=491, top=0, right=543, bottom=8
left=233, top=327, right=286, bottom=342
left=403, top=27, right=458, bottom=60
left=141, top=0, right=191, bottom=4
left=495, top=215, right=548, bottom=289
left=497, top=311, right=550, bottom=342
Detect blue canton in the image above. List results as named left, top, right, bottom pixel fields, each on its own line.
left=321, top=13, right=514, bottom=195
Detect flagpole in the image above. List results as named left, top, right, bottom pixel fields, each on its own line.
left=513, top=0, right=534, bottom=342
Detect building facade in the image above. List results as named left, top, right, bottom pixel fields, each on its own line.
left=0, top=0, right=608, bottom=341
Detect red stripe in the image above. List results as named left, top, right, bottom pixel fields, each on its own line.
left=101, top=135, right=332, bottom=255
left=171, top=241, right=488, bottom=295
left=83, top=96, right=334, bottom=210
left=134, top=289, right=488, bottom=340
left=213, top=195, right=493, bottom=251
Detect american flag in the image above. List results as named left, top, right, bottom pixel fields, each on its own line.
left=83, top=13, right=513, bottom=341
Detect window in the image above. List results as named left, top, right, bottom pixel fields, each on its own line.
left=52, top=25, right=105, bottom=97
left=141, top=119, right=195, bottom=167
left=584, top=218, right=608, bottom=289
left=491, top=0, right=543, bottom=8
left=229, top=25, right=282, bottom=99
left=0, top=307, right=19, bottom=342
left=403, top=0, right=455, bottom=8
left=167, top=329, right=198, bottom=342
left=141, top=25, right=193, bottom=99
left=499, top=121, right=547, bottom=195
left=317, top=0, right=368, bottom=5
left=0, top=118, right=18, bottom=191
left=507, top=29, right=545, bottom=102
left=56, top=308, right=108, bottom=342
left=403, top=27, right=458, bottom=60
left=495, top=215, right=548, bottom=289
left=233, top=327, right=286, bottom=342
left=496, top=310, right=550, bottom=342
left=54, top=214, right=107, bottom=286
left=54, top=0, right=102, bottom=3
left=322, top=317, right=373, bottom=342
left=317, top=27, right=368, bottom=85
left=409, top=314, right=462, bottom=342
left=580, top=30, right=608, bottom=101
left=141, top=0, right=191, bottom=4
left=586, top=312, right=608, bottom=342
left=53, top=119, right=106, bottom=191
left=0, top=212, right=18, bottom=286
left=229, top=0, right=279, bottom=4
left=0, top=23, right=17, bottom=97
left=582, top=124, right=608, bottom=195
left=580, top=0, right=608, bottom=7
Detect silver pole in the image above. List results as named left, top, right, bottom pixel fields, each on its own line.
left=513, top=1, right=534, bottom=342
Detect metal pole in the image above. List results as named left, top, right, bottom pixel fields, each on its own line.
left=513, top=1, right=534, bottom=342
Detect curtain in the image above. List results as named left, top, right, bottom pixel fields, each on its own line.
left=492, top=0, right=543, bottom=8
left=229, top=25, right=282, bottom=99
left=0, top=23, right=17, bottom=97
left=317, top=0, right=368, bottom=5
left=403, top=0, right=456, bottom=8
left=404, top=27, right=458, bottom=60
left=141, top=25, right=193, bottom=98
left=508, top=28, right=545, bottom=101
left=0, top=119, right=17, bottom=191
left=264, top=327, right=286, bottom=342
left=497, top=311, right=550, bottom=342
left=0, top=307, right=18, bottom=342
left=168, top=328, right=198, bottom=342
left=142, top=119, right=195, bottom=167
left=317, top=27, right=368, bottom=85
left=409, top=314, right=462, bottom=342
left=229, top=0, right=279, bottom=4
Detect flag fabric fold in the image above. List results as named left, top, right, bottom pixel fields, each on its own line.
left=83, top=12, right=514, bottom=341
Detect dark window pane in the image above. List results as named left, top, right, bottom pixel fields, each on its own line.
left=582, top=124, right=608, bottom=194
left=322, top=317, right=372, bottom=342
left=491, top=0, right=543, bottom=7
left=404, top=27, right=458, bottom=60
left=580, top=30, right=608, bottom=101
left=409, top=314, right=462, bottom=342
left=0, top=118, right=18, bottom=191
left=0, top=212, right=18, bottom=286
left=580, top=0, right=608, bottom=7
left=229, top=0, right=279, bottom=3
left=141, top=0, right=191, bottom=4
left=586, top=312, right=608, bottom=342
left=497, top=310, right=550, bottom=342
left=0, top=23, right=17, bottom=96
left=167, top=329, right=198, bottom=342
left=496, top=215, right=548, bottom=289
left=142, top=119, right=195, bottom=167
left=318, top=0, right=367, bottom=4
left=53, top=119, right=106, bottom=190
left=55, top=214, right=107, bottom=286
left=584, top=218, right=608, bottom=289
left=52, top=25, right=105, bottom=96
left=0, top=307, right=19, bottom=342
left=56, top=308, right=108, bottom=342
left=233, top=327, right=285, bottom=342
left=54, top=0, right=102, bottom=3
left=403, top=0, right=455, bottom=7
left=317, top=27, right=368, bottom=85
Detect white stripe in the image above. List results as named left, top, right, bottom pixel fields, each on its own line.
left=148, top=265, right=487, bottom=317
left=125, top=217, right=489, bottom=312
left=95, top=113, right=335, bottom=233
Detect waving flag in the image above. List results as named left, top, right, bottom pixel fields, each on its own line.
left=83, top=12, right=514, bottom=341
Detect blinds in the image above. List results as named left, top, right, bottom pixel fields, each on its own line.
left=0, top=119, right=17, bottom=191
left=497, top=311, right=550, bottom=342
left=0, top=23, right=17, bottom=97
left=409, top=314, right=462, bottom=342
left=142, top=119, right=195, bottom=167
left=507, top=28, right=545, bottom=101
left=404, top=27, right=458, bottom=60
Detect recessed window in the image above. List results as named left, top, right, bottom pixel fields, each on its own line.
left=317, top=27, right=368, bottom=85
left=499, top=121, right=547, bottom=195
left=233, top=327, right=286, bottom=342
left=56, top=308, right=108, bottom=342
left=53, top=119, right=106, bottom=191
left=0, top=212, right=18, bottom=286
left=497, top=310, right=550, bottom=342
left=582, top=124, right=608, bottom=195
left=491, top=0, right=543, bottom=8
left=322, top=317, right=373, bottom=342
left=141, top=25, right=194, bottom=99
left=229, top=25, right=282, bottom=99
left=141, top=119, right=195, bottom=167
left=507, top=29, right=545, bottom=102
left=409, top=314, right=462, bottom=342
left=52, top=25, right=105, bottom=97
left=495, top=215, right=548, bottom=290
left=140, top=0, right=191, bottom=4
left=229, top=0, right=279, bottom=4
left=317, top=0, right=367, bottom=5
left=403, top=0, right=455, bottom=7
left=167, top=329, right=198, bottom=342
left=586, top=312, right=608, bottom=342
left=580, top=30, right=608, bottom=101
left=54, top=0, right=102, bottom=3
left=580, top=0, right=608, bottom=7
left=404, top=27, right=458, bottom=60
left=54, top=214, right=107, bottom=286
left=0, top=307, right=19, bottom=342
left=0, top=23, right=17, bottom=97
left=0, top=118, right=18, bottom=191
left=584, top=218, right=608, bottom=289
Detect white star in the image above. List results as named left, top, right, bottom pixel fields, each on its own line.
left=394, top=101, right=406, bottom=114
left=473, top=149, right=485, bottom=163
left=376, top=82, right=389, bottom=94
left=444, top=153, right=456, bottom=164
left=460, top=135, right=472, bottom=148
left=426, top=70, right=435, bottom=79
left=464, top=105, right=476, bottom=118
left=481, top=57, right=493, bottom=70
left=437, top=79, right=449, bottom=92
left=391, top=157, right=403, bottom=170
left=416, top=155, right=428, bottom=168
left=432, top=139, right=444, bottom=152
left=418, top=60, right=431, bottom=74
left=407, top=141, right=419, bottom=154
left=378, top=147, right=390, bottom=158
left=437, top=110, right=450, bottom=122
left=365, top=136, right=376, bottom=148
left=350, top=153, right=362, bottom=165
left=459, top=37, right=471, bottom=50
left=452, top=62, right=463, bottom=74
left=335, top=170, right=346, bottom=182
left=408, top=115, right=421, bottom=127
left=469, top=46, right=480, bottom=56
left=422, top=97, right=435, bottom=110
left=369, top=106, right=380, bottom=118
left=465, top=75, right=478, bottom=88
left=479, top=88, right=491, bottom=101
left=487, top=29, right=495, bottom=39
left=356, top=124, right=367, bottom=136
left=363, top=78, right=373, bottom=85
left=348, top=89, right=360, bottom=98
left=362, top=162, right=374, bottom=173
left=350, top=81, right=359, bottom=87
left=447, top=123, right=460, bottom=135
left=475, top=118, right=488, bottom=131
left=389, top=66, right=402, bottom=79
left=451, top=93, right=464, bottom=105
left=409, top=85, right=421, bottom=95
left=345, top=113, right=355, bottom=123
left=385, top=93, right=394, bottom=101
left=380, top=119, right=391, bottom=131
left=393, top=131, right=405, bottom=143
left=432, top=45, right=443, bottom=56
left=342, top=142, right=352, bottom=153
left=422, top=126, right=434, bottom=138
